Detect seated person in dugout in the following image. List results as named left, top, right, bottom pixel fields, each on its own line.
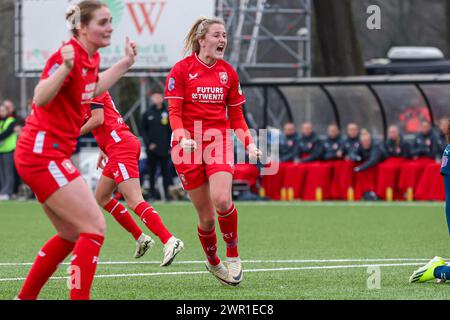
left=376, top=125, right=410, bottom=200
left=279, top=122, right=300, bottom=163
left=352, top=129, right=384, bottom=200
left=329, top=123, right=360, bottom=200
left=398, top=121, right=440, bottom=199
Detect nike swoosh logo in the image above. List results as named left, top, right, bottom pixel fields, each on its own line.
left=172, top=240, right=180, bottom=253
left=232, top=269, right=243, bottom=281
left=120, top=209, right=127, bottom=214
left=445, top=150, right=449, bottom=155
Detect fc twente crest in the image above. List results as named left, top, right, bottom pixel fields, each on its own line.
left=219, top=72, right=228, bottom=84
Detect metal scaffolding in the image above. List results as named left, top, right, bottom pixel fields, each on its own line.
left=216, top=0, right=312, bottom=81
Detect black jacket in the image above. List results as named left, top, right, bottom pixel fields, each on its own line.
left=383, top=138, right=410, bottom=158
left=410, top=130, right=439, bottom=159
left=321, top=135, right=344, bottom=160
left=279, top=133, right=300, bottom=162
left=140, top=104, right=172, bottom=157
left=355, top=142, right=384, bottom=171
left=298, top=132, right=322, bottom=163
left=343, top=136, right=360, bottom=161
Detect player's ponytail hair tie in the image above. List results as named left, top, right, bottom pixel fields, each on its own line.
left=65, top=4, right=81, bottom=31
left=196, top=17, right=208, bottom=36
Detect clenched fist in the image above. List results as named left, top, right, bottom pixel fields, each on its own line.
left=180, top=138, right=197, bottom=153
left=61, top=44, right=75, bottom=70
left=248, top=143, right=262, bottom=162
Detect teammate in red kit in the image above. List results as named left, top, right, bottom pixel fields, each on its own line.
left=80, top=91, right=184, bottom=265
left=165, top=17, right=262, bottom=286
left=13, top=0, right=137, bottom=300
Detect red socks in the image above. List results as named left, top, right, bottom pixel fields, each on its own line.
left=134, top=202, right=172, bottom=244
left=198, top=203, right=239, bottom=265
left=69, top=233, right=104, bottom=300
left=104, top=199, right=142, bottom=241
left=197, top=226, right=221, bottom=266
left=18, top=235, right=75, bottom=300
left=217, top=203, right=239, bottom=258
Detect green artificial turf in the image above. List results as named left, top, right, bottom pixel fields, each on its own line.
left=0, top=201, right=449, bottom=300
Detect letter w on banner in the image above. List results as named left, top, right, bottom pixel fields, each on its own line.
left=127, top=1, right=167, bottom=35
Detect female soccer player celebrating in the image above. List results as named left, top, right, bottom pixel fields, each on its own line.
left=14, top=0, right=137, bottom=299
left=165, top=17, right=261, bottom=286
left=410, top=119, right=450, bottom=283
left=80, top=91, right=184, bottom=265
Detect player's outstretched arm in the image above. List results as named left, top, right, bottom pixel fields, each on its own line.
left=34, top=44, right=74, bottom=107
left=95, top=37, right=137, bottom=97
left=80, top=108, right=104, bottom=136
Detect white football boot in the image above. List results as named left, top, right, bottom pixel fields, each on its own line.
left=134, top=233, right=155, bottom=259
left=160, top=236, right=184, bottom=267
left=205, top=261, right=234, bottom=286
left=226, top=257, right=243, bottom=286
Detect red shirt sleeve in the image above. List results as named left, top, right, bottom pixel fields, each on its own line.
left=165, top=63, right=188, bottom=142
left=164, top=62, right=185, bottom=100
left=228, top=105, right=254, bottom=149
left=226, top=66, right=246, bottom=107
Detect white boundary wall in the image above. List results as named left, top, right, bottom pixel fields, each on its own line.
left=20, top=0, right=214, bottom=72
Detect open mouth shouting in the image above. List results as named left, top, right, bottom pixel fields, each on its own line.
left=216, top=44, right=226, bottom=55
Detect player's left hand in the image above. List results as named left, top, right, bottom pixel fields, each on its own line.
left=124, top=36, right=137, bottom=67
left=97, top=150, right=108, bottom=170
left=248, top=143, right=262, bottom=162
left=180, top=138, right=197, bottom=153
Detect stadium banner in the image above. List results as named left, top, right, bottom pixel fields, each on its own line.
left=20, top=0, right=215, bottom=71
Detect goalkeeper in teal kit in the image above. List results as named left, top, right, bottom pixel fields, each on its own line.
left=410, top=121, right=450, bottom=283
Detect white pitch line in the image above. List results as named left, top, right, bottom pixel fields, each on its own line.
left=0, top=258, right=441, bottom=267
left=0, top=262, right=424, bottom=282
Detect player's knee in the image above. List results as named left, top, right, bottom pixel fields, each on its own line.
left=80, top=213, right=106, bottom=237
left=212, top=194, right=232, bottom=213
left=95, top=192, right=111, bottom=208
left=92, top=216, right=106, bottom=237
left=199, top=216, right=215, bottom=231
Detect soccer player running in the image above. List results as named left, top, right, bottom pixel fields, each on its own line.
left=13, top=1, right=137, bottom=300
left=409, top=119, right=450, bottom=283
left=80, top=91, right=184, bottom=265
left=164, top=17, right=261, bottom=286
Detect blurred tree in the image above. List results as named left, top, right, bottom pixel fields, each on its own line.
left=0, top=0, right=20, bottom=105
left=312, top=0, right=365, bottom=76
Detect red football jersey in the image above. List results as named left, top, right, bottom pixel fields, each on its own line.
left=164, top=53, right=246, bottom=135
left=86, top=91, right=134, bottom=153
left=21, top=37, right=100, bottom=156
